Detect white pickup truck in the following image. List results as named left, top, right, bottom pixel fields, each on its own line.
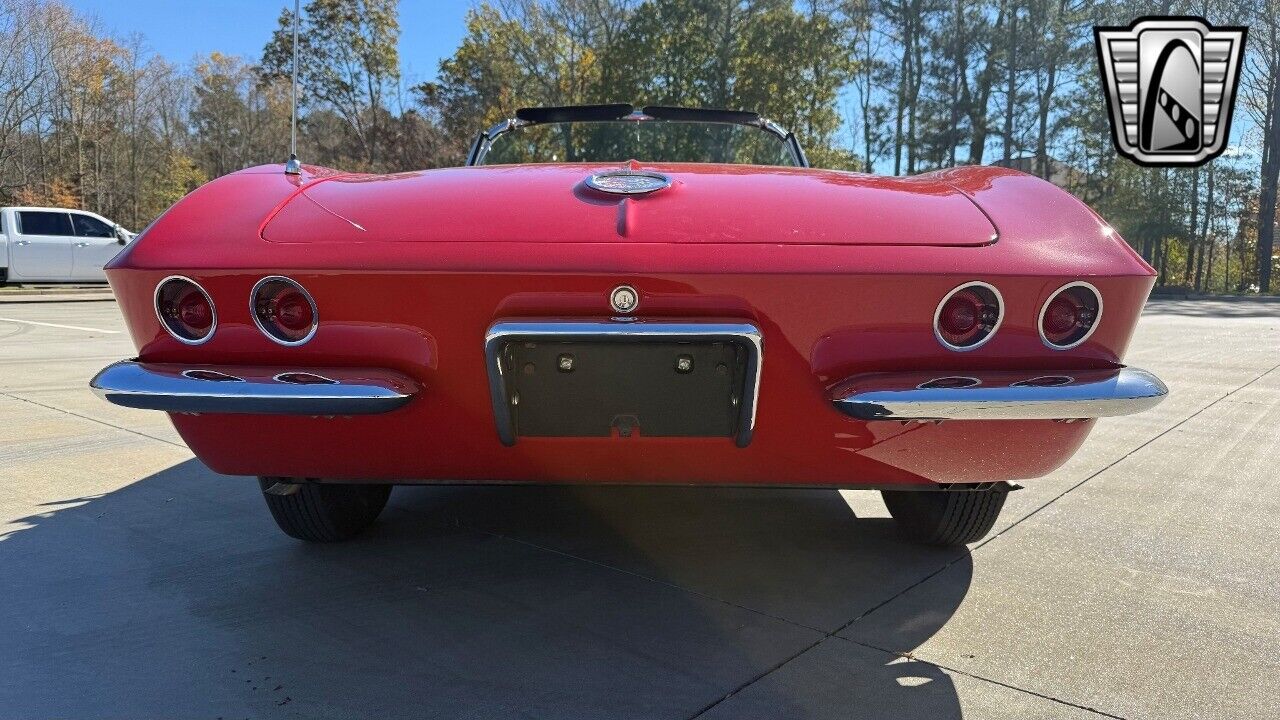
left=0, top=206, right=134, bottom=283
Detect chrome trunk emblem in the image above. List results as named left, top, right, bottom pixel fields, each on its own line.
left=610, top=285, right=638, bottom=314
left=586, top=170, right=671, bottom=195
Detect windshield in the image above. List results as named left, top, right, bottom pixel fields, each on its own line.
left=479, top=120, right=799, bottom=167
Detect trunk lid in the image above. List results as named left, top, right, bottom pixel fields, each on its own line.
left=262, top=163, right=996, bottom=247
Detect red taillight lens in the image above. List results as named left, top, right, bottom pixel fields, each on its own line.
left=1040, top=283, right=1101, bottom=349
left=938, top=290, right=983, bottom=339
left=934, top=283, right=1001, bottom=350
left=252, top=277, right=317, bottom=345
left=156, top=277, right=215, bottom=344
left=177, top=290, right=213, bottom=331
left=1043, top=295, right=1081, bottom=337
left=273, top=290, right=314, bottom=332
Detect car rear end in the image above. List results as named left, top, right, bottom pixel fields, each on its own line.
left=92, top=162, right=1164, bottom=489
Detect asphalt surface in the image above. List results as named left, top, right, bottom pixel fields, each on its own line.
left=1, top=297, right=1277, bottom=719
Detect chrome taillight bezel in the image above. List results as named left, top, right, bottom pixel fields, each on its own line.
left=1038, top=281, right=1103, bottom=350
left=251, top=275, right=318, bottom=346
left=154, top=275, right=216, bottom=345
left=933, top=281, right=1004, bottom=352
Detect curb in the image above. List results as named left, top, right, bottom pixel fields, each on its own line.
left=0, top=284, right=109, bottom=293
left=0, top=288, right=115, bottom=303
left=0, top=296, right=116, bottom=303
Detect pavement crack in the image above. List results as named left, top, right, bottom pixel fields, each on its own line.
left=0, top=391, right=188, bottom=450
left=842, top=637, right=1129, bottom=719
left=685, top=636, right=828, bottom=719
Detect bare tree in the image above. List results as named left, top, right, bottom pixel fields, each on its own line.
left=262, top=0, right=402, bottom=169
left=848, top=0, right=888, bottom=170
left=1240, top=0, right=1279, bottom=292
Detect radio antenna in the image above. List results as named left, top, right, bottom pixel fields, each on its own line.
left=283, top=0, right=302, bottom=175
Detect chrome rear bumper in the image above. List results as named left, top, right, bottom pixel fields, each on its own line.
left=832, top=367, right=1167, bottom=421
left=90, top=361, right=417, bottom=415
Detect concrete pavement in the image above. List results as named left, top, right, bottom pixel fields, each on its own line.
left=0, top=298, right=1276, bottom=719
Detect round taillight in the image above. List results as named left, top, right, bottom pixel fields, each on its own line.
left=155, top=276, right=215, bottom=344
left=1039, top=282, right=1101, bottom=349
left=252, top=276, right=317, bottom=345
left=934, top=282, right=1002, bottom=351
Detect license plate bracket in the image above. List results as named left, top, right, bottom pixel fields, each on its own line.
left=485, top=321, right=762, bottom=447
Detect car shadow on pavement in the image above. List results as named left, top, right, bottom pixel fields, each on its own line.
left=1, top=459, right=973, bottom=719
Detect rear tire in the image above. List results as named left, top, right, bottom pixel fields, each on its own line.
left=258, top=477, right=392, bottom=542
left=881, top=488, right=1007, bottom=546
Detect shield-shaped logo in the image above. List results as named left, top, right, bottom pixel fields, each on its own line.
left=1095, top=16, right=1247, bottom=167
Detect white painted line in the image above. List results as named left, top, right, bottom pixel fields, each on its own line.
left=0, top=317, right=121, bottom=334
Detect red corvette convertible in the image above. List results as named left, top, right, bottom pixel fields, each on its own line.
left=91, top=104, right=1167, bottom=546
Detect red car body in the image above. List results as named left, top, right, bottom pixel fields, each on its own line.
left=98, top=160, right=1159, bottom=488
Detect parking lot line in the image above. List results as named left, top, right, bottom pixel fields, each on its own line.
left=0, top=317, right=120, bottom=333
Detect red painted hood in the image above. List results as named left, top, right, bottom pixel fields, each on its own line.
left=261, top=163, right=997, bottom=246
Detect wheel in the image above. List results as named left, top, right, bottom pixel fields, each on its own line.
left=881, top=488, right=1007, bottom=546
left=258, top=477, right=392, bottom=542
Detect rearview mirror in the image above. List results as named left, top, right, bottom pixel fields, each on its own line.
left=115, top=226, right=129, bottom=245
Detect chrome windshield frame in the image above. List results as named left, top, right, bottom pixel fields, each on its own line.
left=466, top=108, right=808, bottom=168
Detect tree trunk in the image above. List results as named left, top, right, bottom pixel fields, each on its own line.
left=1035, top=68, right=1054, bottom=177
left=893, top=3, right=909, bottom=175
left=1242, top=238, right=1250, bottom=291
left=1224, top=235, right=1231, bottom=293
left=1257, top=31, right=1280, bottom=293
left=966, top=0, right=1002, bottom=164
left=1258, top=131, right=1279, bottom=292
left=1001, top=6, right=1017, bottom=162
left=1034, top=0, right=1064, bottom=179
left=905, top=0, right=924, bottom=174
left=1195, top=164, right=1215, bottom=291
left=948, top=0, right=963, bottom=168
left=1184, top=167, right=1199, bottom=284
left=862, top=90, right=875, bottom=173
left=1204, top=240, right=1215, bottom=292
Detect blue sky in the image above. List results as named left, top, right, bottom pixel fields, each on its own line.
left=65, top=0, right=474, bottom=84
